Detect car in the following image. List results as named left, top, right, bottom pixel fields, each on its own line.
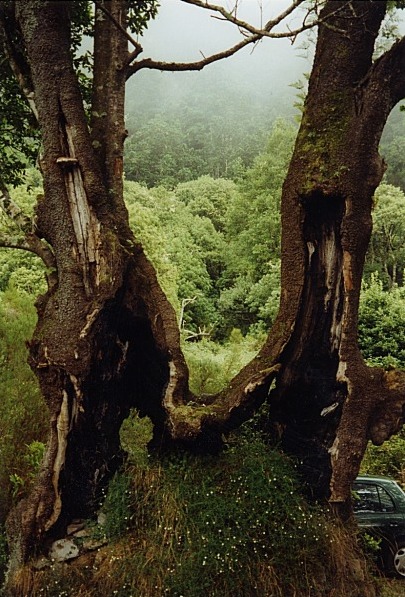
left=353, top=474, right=405, bottom=578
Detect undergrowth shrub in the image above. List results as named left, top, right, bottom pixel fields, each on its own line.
left=32, top=428, right=376, bottom=597
left=183, top=329, right=260, bottom=395
left=361, top=429, right=405, bottom=485
left=102, top=471, right=133, bottom=540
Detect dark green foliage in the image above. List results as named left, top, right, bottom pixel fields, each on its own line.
left=218, top=119, right=296, bottom=334
left=127, top=0, right=159, bottom=35
left=365, top=183, right=405, bottom=288
left=0, top=1, right=159, bottom=188
left=102, top=471, right=133, bottom=540
left=0, top=249, right=45, bottom=294
left=0, top=176, right=46, bottom=293
left=184, top=329, right=261, bottom=395
left=124, top=119, right=296, bottom=337
left=380, top=106, right=405, bottom=192
left=124, top=178, right=234, bottom=334
left=0, top=62, right=38, bottom=187
left=358, top=275, right=405, bottom=368
left=91, top=430, right=353, bottom=597
left=361, top=429, right=405, bottom=482
left=124, top=71, right=279, bottom=188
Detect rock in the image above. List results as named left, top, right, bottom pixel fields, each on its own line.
left=97, top=512, right=107, bottom=527
left=73, top=528, right=91, bottom=539
left=49, top=538, right=79, bottom=562
left=67, top=520, right=85, bottom=535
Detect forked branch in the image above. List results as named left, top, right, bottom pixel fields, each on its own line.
left=180, top=0, right=352, bottom=38
left=127, top=0, right=351, bottom=76
left=127, top=33, right=261, bottom=76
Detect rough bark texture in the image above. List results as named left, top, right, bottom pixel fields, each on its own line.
left=4, top=0, right=405, bottom=590
left=5, top=0, right=190, bottom=574
left=228, top=0, right=405, bottom=510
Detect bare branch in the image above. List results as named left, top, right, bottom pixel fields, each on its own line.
left=178, top=0, right=339, bottom=39
left=180, top=0, right=306, bottom=37
left=0, top=232, right=33, bottom=252
left=127, top=34, right=261, bottom=76
left=127, top=0, right=351, bottom=76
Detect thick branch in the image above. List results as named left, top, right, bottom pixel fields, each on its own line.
left=366, top=35, right=405, bottom=110
left=127, top=34, right=261, bottom=76
left=368, top=368, right=405, bottom=445
left=167, top=364, right=281, bottom=444
left=0, top=5, right=38, bottom=120
left=329, top=361, right=405, bottom=505
left=0, top=232, right=34, bottom=252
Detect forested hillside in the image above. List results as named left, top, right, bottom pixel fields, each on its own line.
left=2, top=112, right=405, bottom=528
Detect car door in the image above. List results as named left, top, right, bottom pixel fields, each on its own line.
left=353, top=480, right=405, bottom=546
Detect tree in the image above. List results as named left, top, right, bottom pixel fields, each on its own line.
left=0, top=0, right=326, bottom=579
left=218, top=119, right=295, bottom=334
left=359, top=274, right=405, bottom=368
left=366, top=183, right=405, bottom=287
left=2, top=0, right=405, bottom=589
left=380, top=105, right=405, bottom=190
left=260, top=0, right=405, bottom=511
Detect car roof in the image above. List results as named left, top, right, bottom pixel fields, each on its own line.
left=355, top=474, right=397, bottom=484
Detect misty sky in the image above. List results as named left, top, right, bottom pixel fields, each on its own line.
left=126, top=0, right=311, bottom=118
left=141, top=0, right=307, bottom=60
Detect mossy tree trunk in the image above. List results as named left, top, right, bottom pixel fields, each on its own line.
left=239, top=0, right=405, bottom=511
left=3, top=0, right=405, bottom=583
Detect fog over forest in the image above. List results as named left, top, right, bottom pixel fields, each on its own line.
left=123, top=1, right=405, bottom=190
left=124, top=1, right=313, bottom=185
left=126, top=1, right=310, bottom=118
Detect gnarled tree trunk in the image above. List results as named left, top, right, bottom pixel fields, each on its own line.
left=4, top=0, right=405, bottom=586
left=5, top=0, right=190, bottom=571
left=237, top=0, right=405, bottom=511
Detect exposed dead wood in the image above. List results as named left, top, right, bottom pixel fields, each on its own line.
left=58, top=123, right=101, bottom=296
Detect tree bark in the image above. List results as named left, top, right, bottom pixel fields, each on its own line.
left=247, top=0, right=405, bottom=509
left=5, top=0, right=190, bottom=572
left=5, top=0, right=405, bottom=583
